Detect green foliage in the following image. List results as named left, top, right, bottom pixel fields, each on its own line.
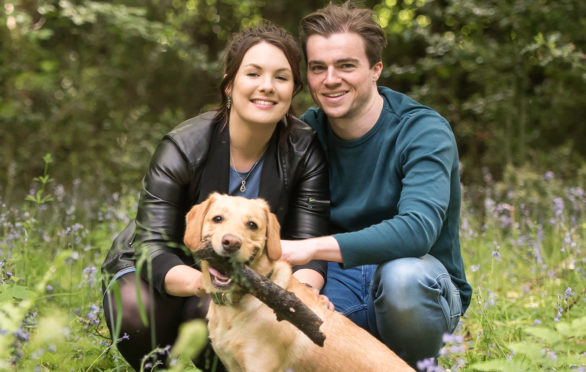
left=2, top=0, right=584, bottom=200
left=470, top=317, right=586, bottom=370
left=1, top=156, right=584, bottom=371
left=373, top=0, right=586, bottom=184
left=435, top=165, right=586, bottom=371
left=1, top=1, right=585, bottom=368
left=168, top=319, right=208, bottom=371
left=25, top=153, right=54, bottom=206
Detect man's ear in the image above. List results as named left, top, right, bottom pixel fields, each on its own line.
left=265, top=207, right=282, bottom=261
left=372, top=61, right=383, bottom=82
left=183, top=193, right=217, bottom=251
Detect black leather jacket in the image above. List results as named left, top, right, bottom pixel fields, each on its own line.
left=101, top=112, right=330, bottom=295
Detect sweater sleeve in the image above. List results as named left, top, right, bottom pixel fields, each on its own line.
left=335, top=113, right=457, bottom=268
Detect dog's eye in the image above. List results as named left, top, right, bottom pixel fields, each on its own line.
left=247, top=221, right=258, bottom=230
left=212, top=215, right=223, bottom=223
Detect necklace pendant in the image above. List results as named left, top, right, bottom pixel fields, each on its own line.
left=240, top=181, right=246, bottom=193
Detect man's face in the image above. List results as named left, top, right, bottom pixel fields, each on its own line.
left=306, top=32, right=382, bottom=123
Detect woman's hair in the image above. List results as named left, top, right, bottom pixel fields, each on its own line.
left=299, top=1, right=387, bottom=68
left=213, top=21, right=303, bottom=127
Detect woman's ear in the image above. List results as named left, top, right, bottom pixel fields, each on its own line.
left=183, top=193, right=217, bottom=251
left=224, top=79, right=232, bottom=98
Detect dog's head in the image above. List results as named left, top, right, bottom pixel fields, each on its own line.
left=184, top=193, right=281, bottom=293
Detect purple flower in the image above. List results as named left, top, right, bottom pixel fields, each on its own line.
left=82, top=265, right=98, bottom=286
left=564, top=287, right=575, bottom=301
left=117, top=332, right=130, bottom=342
left=84, top=304, right=101, bottom=327
left=547, top=350, right=557, bottom=362
left=416, top=358, right=447, bottom=372
left=442, top=333, right=464, bottom=344
left=553, top=197, right=565, bottom=219
left=14, top=329, right=29, bottom=341
left=416, top=358, right=436, bottom=371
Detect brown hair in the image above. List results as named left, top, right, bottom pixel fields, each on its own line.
left=299, top=1, right=387, bottom=67
left=213, top=21, right=303, bottom=127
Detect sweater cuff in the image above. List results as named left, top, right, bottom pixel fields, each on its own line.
left=292, top=259, right=327, bottom=281
left=333, top=233, right=358, bottom=269
left=142, top=252, right=185, bottom=296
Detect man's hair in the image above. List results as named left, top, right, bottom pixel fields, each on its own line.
left=299, top=1, right=387, bottom=67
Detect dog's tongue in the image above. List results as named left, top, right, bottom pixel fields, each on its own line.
left=209, top=267, right=230, bottom=282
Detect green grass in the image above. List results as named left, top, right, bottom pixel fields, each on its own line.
left=1, top=160, right=584, bottom=371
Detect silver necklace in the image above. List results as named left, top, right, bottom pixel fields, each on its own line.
left=230, top=151, right=262, bottom=193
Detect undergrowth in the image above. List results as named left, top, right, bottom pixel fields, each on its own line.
left=1, top=158, right=584, bottom=371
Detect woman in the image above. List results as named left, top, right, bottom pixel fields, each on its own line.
left=101, top=23, right=329, bottom=371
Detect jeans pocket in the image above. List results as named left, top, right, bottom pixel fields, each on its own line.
left=447, top=288, right=462, bottom=332
left=438, top=275, right=462, bottom=333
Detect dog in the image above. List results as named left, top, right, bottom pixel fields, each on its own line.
left=184, top=193, right=414, bottom=372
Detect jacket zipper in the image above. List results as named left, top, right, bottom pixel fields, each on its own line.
left=306, top=197, right=330, bottom=209
left=308, top=197, right=330, bottom=205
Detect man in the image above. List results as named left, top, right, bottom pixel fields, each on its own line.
left=281, top=2, right=472, bottom=368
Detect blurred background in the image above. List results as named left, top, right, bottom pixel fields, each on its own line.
left=1, top=0, right=585, bottom=204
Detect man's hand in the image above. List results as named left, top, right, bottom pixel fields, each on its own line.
left=281, top=239, right=315, bottom=266
left=281, top=236, right=343, bottom=265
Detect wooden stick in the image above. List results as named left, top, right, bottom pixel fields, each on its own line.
left=195, top=243, right=326, bottom=346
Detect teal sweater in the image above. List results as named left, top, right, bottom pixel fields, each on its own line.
left=302, top=86, right=472, bottom=312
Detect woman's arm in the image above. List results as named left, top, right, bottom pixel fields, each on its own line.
left=164, top=265, right=206, bottom=297
left=134, top=138, right=194, bottom=296
left=284, top=130, right=330, bottom=290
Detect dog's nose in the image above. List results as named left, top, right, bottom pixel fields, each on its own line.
left=221, top=234, right=242, bottom=253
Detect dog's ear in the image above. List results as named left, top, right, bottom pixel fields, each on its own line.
left=183, top=194, right=216, bottom=251
left=265, top=207, right=282, bottom=261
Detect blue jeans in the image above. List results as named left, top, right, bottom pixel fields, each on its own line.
left=323, top=254, right=462, bottom=367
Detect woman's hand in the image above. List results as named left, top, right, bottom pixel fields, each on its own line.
left=164, top=265, right=206, bottom=297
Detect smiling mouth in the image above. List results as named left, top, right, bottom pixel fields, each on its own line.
left=323, top=91, right=347, bottom=98
left=251, top=99, right=276, bottom=106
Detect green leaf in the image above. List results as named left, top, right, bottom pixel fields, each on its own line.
left=0, top=285, right=35, bottom=302
left=469, top=358, right=528, bottom=371
left=42, top=153, right=53, bottom=164
left=508, top=342, right=544, bottom=359
left=25, top=195, right=38, bottom=203
left=524, top=326, right=561, bottom=344
left=567, top=316, right=586, bottom=338
left=40, top=195, right=54, bottom=203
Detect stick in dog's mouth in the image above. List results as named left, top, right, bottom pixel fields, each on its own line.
left=204, top=241, right=261, bottom=290
left=194, top=243, right=327, bottom=346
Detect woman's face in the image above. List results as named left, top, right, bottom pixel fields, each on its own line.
left=227, top=42, right=294, bottom=129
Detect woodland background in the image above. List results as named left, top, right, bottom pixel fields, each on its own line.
left=1, top=0, right=585, bottom=204
left=1, top=1, right=585, bottom=371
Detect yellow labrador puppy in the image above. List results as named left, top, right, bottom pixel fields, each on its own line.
left=184, top=193, right=414, bottom=372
